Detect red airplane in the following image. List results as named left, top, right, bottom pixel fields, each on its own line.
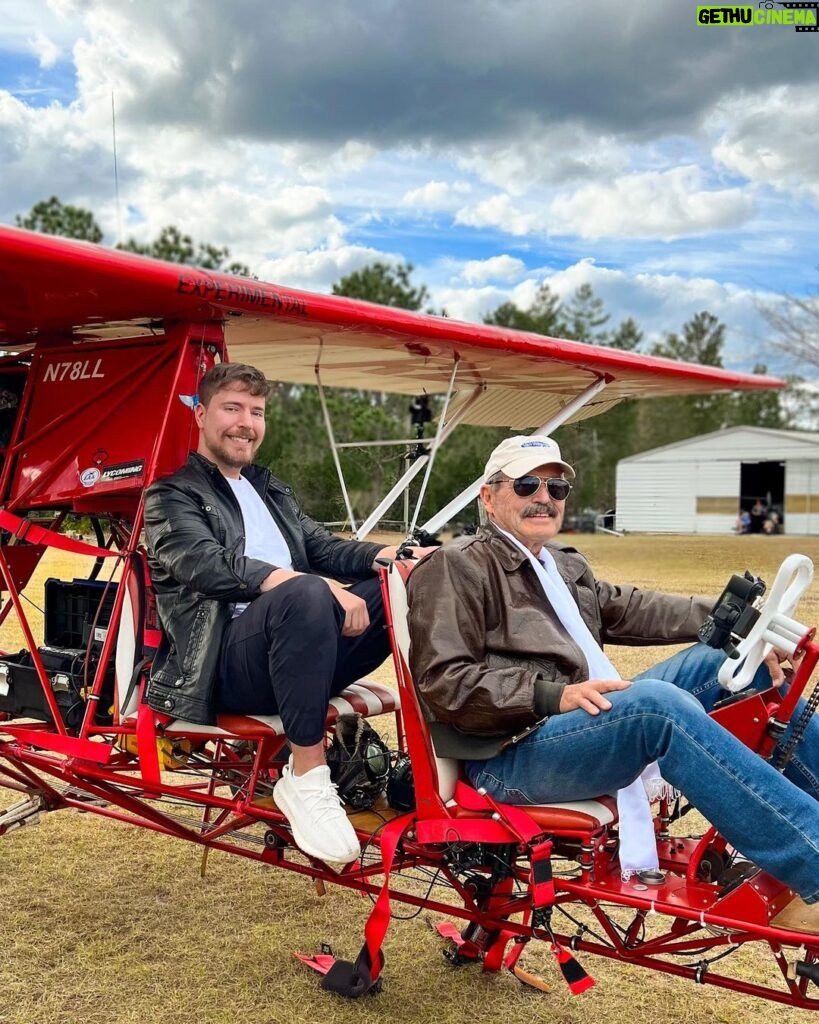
left=1, top=225, right=817, bottom=1008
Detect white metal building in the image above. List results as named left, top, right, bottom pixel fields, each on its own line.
left=615, top=427, right=819, bottom=535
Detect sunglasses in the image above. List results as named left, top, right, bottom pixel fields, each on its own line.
left=507, top=475, right=572, bottom=500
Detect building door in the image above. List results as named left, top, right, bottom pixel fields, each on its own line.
left=740, top=461, right=785, bottom=533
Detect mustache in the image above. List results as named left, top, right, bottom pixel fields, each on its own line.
left=522, top=502, right=558, bottom=518
left=226, top=431, right=256, bottom=439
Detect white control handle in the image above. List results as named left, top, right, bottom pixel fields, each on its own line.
left=718, top=554, right=814, bottom=692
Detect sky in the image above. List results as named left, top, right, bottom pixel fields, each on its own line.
left=0, top=0, right=818, bottom=376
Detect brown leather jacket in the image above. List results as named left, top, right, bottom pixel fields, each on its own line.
left=406, top=523, right=712, bottom=758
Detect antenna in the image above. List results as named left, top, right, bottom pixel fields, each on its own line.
left=111, top=92, right=122, bottom=245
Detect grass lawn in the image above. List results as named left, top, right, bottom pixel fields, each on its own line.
left=1, top=535, right=818, bottom=1024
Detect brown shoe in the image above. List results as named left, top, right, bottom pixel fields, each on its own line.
left=771, top=896, right=819, bottom=935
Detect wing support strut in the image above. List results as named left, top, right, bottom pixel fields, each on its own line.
left=315, top=344, right=359, bottom=532
left=313, top=341, right=484, bottom=540
left=354, top=380, right=483, bottom=540
left=420, top=375, right=610, bottom=536
left=406, top=356, right=459, bottom=541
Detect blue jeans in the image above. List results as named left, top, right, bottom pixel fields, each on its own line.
left=644, top=643, right=819, bottom=800
left=467, top=644, right=819, bottom=902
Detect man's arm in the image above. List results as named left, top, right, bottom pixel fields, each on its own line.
left=298, top=509, right=384, bottom=580
left=596, top=580, right=712, bottom=645
left=407, top=548, right=560, bottom=735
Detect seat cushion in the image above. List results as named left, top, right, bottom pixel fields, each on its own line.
left=449, top=794, right=617, bottom=831
left=161, top=680, right=400, bottom=738
left=523, top=796, right=617, bottom=830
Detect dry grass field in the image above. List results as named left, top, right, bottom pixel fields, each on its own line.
left=2, top=535, right=819, bottom=1024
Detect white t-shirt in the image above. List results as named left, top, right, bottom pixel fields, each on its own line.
left=227, top=475, right=293, bottom=615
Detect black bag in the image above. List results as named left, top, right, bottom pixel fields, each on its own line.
left=326, top=713, right=390, bottom=810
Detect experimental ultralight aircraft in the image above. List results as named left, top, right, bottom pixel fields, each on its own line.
left=0, top=224, right=817, bottom=1008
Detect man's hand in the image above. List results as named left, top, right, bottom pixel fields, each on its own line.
left=559, top=679, right=632, bottom=716
left=258, top=570, right=368, bottom=636
left=374, top=544, right=437, bottom=567
left=327, top=582, right=370, bottom=637
left=764, top=646, right=802, bottom=687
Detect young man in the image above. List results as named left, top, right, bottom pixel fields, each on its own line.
left=407, top=435, right=819, bottom=925
left=145, top=363, right=427, bottom=864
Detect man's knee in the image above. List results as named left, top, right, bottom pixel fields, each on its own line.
left=626, top=678, right=705, bottom=716
left=258, top=574, right=341, bottom=630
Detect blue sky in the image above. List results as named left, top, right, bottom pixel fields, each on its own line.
left=1, top=0, right=818, bottom=376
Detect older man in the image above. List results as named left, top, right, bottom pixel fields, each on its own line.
left=407, top=435, right=819, bottom=921
left=145, top=363, right=428, bottom=864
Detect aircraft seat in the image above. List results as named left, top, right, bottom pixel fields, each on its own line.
left=115, top=553, right=401, bottom=736
left=385, top=559, right=617, bottom=833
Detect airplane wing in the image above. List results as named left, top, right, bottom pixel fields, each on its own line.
left=0, top=226, right=781, bottom=430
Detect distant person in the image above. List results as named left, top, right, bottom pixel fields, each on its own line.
left=749, top=499, right=767, bottom=534
left=735, top=510, right=751, bottom=535
left=764, top=510, right=782, bottom=535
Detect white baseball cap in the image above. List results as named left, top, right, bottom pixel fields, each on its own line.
left=483, top=435, right=575, bottom=482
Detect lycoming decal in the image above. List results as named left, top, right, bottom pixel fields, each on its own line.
left=42, top=359, right=105, bottom=382
left=100, top=460, right=144, bottom=482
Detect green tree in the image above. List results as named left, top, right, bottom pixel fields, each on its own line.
left=638, top=312, right=731, bottom=449
left=609, top=317, right=643, bottom=351
left=563, top=282, right=609, bottom=343
left=256, top=383, right=406, bottom=524
left=483, top=284, right=639, bottom=510
left=730, top=363, right=787, bottom=429
left=483, top=283, right=564, bottom=336
left=16, top=196, right=103, bottom=242
left=332, top=262, right=430, bottom=311
left=651, top=310, right=725, bottom=366
left=117, top=226, right=251, bottom=275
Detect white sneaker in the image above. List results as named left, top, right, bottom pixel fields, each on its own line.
left=274, top=757, right=361, bottom=864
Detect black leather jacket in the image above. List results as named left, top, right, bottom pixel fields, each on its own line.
left=143, top=452, right=384, bottom=723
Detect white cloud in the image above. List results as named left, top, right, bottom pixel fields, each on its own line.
left=0, top=89, right=115, bottom=217
left=549, top=166, right=753, bottom=241
left=0, top=1, right=81, bottom=53
left=28, top=30, right=61, bottom=68
left=461, top=254, right=525, bottom=284
left=541, top=260, right=774, bottom=367
left=257, top=243, right=402, bottom=292
left=280, top=140, right=377, bottom=184
left=452, top=167, right=755, bottom=243
left=431, top=284, right=509, bottom=324
left=710, top=85, right=819, bottom=203
left=456, top=126, right=631, bottom=195
left=427, top=258, right=778, bottom=373
left=455, top=193, right=547, bottom=236
left=401, top=180, right=470, bottom=210
left=118, top=180, right=341, bottom=266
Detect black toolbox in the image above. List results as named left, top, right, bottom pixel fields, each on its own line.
left=0, top=578, right=118, bottom=731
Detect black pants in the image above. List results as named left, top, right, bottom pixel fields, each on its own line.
left=215, top=575, right=389, bottom=746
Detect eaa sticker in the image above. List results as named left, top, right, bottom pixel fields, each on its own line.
left=79, top=467, right=101, bottom=488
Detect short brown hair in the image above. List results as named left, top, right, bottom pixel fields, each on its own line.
left=198, top=363, right=272, bottom=406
